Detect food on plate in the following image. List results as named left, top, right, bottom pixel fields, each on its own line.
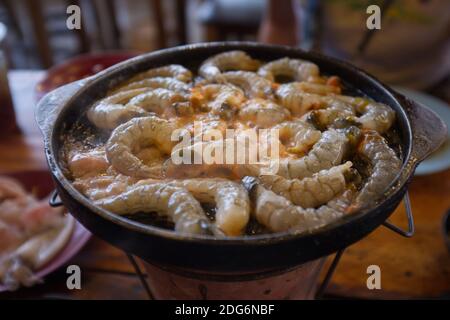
left=62, top=51, right=401, bottom=237
left=0, top=176, right=74, bottom=290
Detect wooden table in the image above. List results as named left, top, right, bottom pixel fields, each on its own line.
left=1, top=71, right=449, bottom=299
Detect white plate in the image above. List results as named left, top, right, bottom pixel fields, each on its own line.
left=394, top=87, right=450, bottom=176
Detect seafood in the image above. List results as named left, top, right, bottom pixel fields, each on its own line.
left=192, top=84, right=246, bottom=119
left=238, top=99, right=290, bottom=128
left=127, top=64, right=193, bottom=83
left=96, top=183, right=211, bottom=235
left=0, top=176, right=74, bottom=290
left=331, top=95, right=396, bottom=133
left=67, top=148, right=110, bottom=179
left=276, top=129, right=351, bottom=179
left=275, top=85, right=327, bottom=116
left=258, top=57, right=319, bottom=82
left=167, top=179, right=250, bottom=236
left=221, top=71, right=273, bottom=98
left=0, top=176, right=27, bottom=200
left=355, top=131, right=402, bottom=206
left=308, top=100, right=355, bottom=130
left=259, top=162, right=353, bottom=208
left=355, top=101, right=395, bottom=133
left=106, top=116, right=177, bottom=178
left=87, top=88, right=150, bottom=129
left=73, top=173, right=136, bottom=201
left=113, top=77, right=190, bottom=94
left=66, top=52, right=403, bottom=237
left=274, top=119, right=321, bottom=155
left=199, top=50, right=260, bottom=81
left=127, top=88, right=193, bottom=118
left=244, top=176, right=353, bottom=233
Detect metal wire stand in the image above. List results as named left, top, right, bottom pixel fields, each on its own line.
left=127, top=192, right=415, bottom=300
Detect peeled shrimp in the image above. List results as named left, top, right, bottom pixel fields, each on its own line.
left=73, top=174, right=136, bottom=201
left=106, top=116, right=177, bottom=178
left=221, top=71, right=273, bottom=98
left=355, top=131, right=402, bottom=206
left=199, top=50, right=260, bottom=81
left=95, top=183, right=211, bottom=235
left=127, top=64, right=193, bottom=83
left=238, top=99, right=290, bottom=128
left=243, top=176, right=353, bottom=233
left=87, top=88, right=150, bottom=129
left=308, top=100, right=355, bottom=129
left=67, top=148, right=110, bottom=179
left=356, top=101, right=395, bottom=133
left=274, top=119, right=321, bottom=155
left=275, top=85, right=327, bottom=116
left=168, top=178, right=250, bottom=236
left=258, top=57, right=319, bottom=82
left=193, top=84, right=246, bottom=119
left=330, top=95, right=396, bottom=133
left=127, top=88, right=193, bottom=118
left=276, top=129, right=350, bottom=179
left=259, top=161, right=352, bottom=208
left=113, top=77, right=190, bottom=94
left=0, top=176, right=27, bottom=200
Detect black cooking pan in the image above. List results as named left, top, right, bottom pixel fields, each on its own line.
left=36, top=42, right=447, bottom=274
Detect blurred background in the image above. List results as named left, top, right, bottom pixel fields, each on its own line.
left=0, top=0, right=448, bottom=92
left=0, top=0, right=264, bottom=69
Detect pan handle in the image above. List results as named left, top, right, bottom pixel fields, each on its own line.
left=35, top=79, right=88, bottom=142
left=49, top=189, right=63, bottom=208
left=395, top=91, right=448, bottom=162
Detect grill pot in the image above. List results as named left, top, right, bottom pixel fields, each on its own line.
left=36, top=42, right=447, bottom=275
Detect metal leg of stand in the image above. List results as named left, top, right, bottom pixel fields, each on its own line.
left=315, top=249, right=345, bottom=299
left=126, top=253, right=155, bottom=300
left=382, top=191, right=415, bottom=237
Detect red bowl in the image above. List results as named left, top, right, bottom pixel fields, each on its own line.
left=0, top=170, right=91, bottom=292
left=35, top=52, right=138, bottom=102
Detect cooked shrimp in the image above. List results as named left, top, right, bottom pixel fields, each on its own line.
left=106, top=116, right=177, bottom=178
left=308, top=100, right=355, bottom=130
left=332, top=95, right=396, bottom=133
left=355, top=131, right=402, bottom=206
left=243, top=176, right=353, bottom=233
left=167, top=179, right=250, bottom=236
left=87, top=88, right=150, bottom=129
left=276, top=129, right=351, bottom=179
left=356, top=101, right=395, bottom=133
left=259, top=161, right=353, bottom=208
left=238, top=99, right=290, bottom=128
left=126, top=88, right=192, bottom=118
left=275, top=85, right=328, bottom=116
left=113, top=77, right=190, bottom=94
left=0, top=177, right=27, bottom=200
left=73, top=174, right=136, bottom=201
left=258, top=57, right=319, bottom=82
left=67, top=147, right=110, bottom=179
left=193, top=84, right=246, bottom=119
left=274, top=119, right=321, bottom=155
left=199, top=50, right=260, bottom=81
left=221, top=71, right=273, bottom=98
left=167, top=138, right=260, bottom=179
left=95, top=183, right=211, bottom=235
left=127, top=64, right=193, bottom=83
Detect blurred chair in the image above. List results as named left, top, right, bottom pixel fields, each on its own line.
left=25, top=0, right=93, bottom=68
left=197, top=0, right=265, bottom=41
left=149, top=0, right=187, bottom=48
